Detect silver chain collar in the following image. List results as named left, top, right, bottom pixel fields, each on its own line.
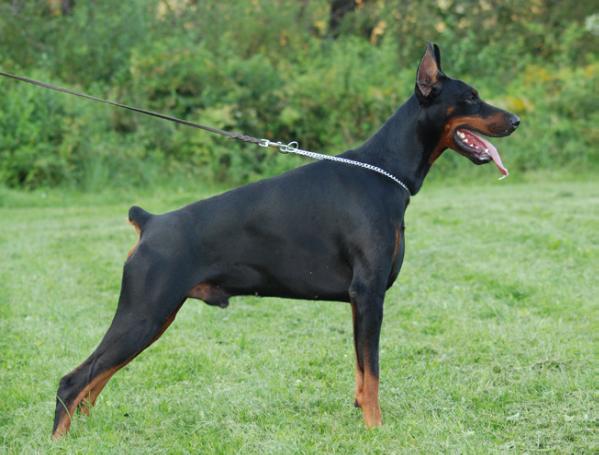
left=258, top=139, right=411, bottom=196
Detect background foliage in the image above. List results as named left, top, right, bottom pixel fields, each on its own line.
left=0, top=0, right=597, bottom=189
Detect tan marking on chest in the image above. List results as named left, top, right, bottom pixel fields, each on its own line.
left=392, top=227, right=402, bottom=262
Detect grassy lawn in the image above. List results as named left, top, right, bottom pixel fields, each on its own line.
left=0, top=179, right=597, bottom=453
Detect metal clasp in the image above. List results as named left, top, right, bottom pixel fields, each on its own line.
left=279, top=141, right=299, bottom=154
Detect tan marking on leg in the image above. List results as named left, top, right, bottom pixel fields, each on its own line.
left=351, top=304, right=364, bottom=408
left=79, top=373, right=113, bottom=416
left=53, top=363, right=125, bottom=439
left=360, top=351, right=382, bottom=428
left=152, top=310, right=179, bottom=342
left=54, top=305, right=183, bottom=439
left=354, top=365, right=364, bottom=408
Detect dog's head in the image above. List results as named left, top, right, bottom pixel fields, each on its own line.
left=415, top=43, right=520, bottom=177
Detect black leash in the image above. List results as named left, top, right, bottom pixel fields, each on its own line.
left=0, top=70, right=412, bottom=195
left=0, top=70, right=263, bottom=145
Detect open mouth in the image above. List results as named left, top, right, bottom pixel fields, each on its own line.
left=453, top=128, right=508, bottom=177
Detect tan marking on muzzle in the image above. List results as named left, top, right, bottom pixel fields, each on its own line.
left=429, top=112, right=508, bottom=164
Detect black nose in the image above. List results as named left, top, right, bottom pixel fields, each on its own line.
left=510, top=114, right=520, bottom=128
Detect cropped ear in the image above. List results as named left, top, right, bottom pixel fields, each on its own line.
left=416, top=42, right=443, bottom=99
left=431, top=43, right=442, bottom=72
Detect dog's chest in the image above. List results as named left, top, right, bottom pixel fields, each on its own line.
left=387, top=222, right=406, bottom=288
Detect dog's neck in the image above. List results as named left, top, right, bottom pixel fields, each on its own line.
left=348, top=95, right=442, bottom=195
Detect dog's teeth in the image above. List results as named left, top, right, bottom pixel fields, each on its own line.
left=484, top=148, right=489, bottom=152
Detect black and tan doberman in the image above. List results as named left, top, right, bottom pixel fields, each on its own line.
left=52, top=43, right=519, bottom=438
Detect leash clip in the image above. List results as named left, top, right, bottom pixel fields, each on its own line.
left=260, top=139, right=299, bottom=154
left=279, top=141, right=299, bottom=154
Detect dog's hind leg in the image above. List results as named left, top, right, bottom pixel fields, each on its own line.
left=52, top=254, right=186, bottom=439
left=78, top=307, right=180, bottom=417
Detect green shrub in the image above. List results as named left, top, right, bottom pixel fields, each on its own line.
left=0, top=70, right=69, bottom=187
left=0, top=0, right=596, bottom=189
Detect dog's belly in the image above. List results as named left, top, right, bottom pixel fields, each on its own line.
left=204, top=253, right=353, bottom=302
left=185, top=206, right=356, bottom=301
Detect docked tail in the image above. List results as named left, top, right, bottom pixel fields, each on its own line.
left=128, top=205, right=152, bottom=231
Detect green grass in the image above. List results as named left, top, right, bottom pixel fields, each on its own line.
left=0, top=179, right=597, bottom=453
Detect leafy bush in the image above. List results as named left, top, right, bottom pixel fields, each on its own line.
left=0, top=0, right=596, bottom=189
left=0, top=70, right=69, bottom=187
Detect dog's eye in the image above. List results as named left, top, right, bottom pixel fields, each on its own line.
left=465, top=92, right=478, bottom=103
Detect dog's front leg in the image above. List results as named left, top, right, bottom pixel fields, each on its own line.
left=349, top=279, right=384, bottom=428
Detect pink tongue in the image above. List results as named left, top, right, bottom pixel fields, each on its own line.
left=477, top=135, right=509, bottom=177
